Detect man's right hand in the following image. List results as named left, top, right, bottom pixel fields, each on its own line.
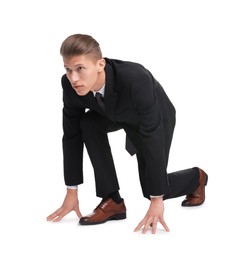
left=47, top=188, right=82, bottom=222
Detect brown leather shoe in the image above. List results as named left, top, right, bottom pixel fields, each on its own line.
left=181, top=168, right=208, bottom=207
left=79, top=198, right=126, bottom=225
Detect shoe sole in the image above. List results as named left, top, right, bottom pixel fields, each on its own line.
left=79, top=212, right=126, bottom=225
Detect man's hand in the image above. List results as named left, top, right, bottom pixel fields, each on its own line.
left=134, top=197, right=170, bottom=234
left=47, top=188, right=82, bottom=222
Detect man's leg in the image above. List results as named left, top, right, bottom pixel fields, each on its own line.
left=164, top=168, right=200, bottom=199
left=80, top=111, right=121, bottom=198
left=79, top=111, right=127, bottom=225
left=161, top=111, right=206, bottom=202
left=135, top=108, right=206, bottom=203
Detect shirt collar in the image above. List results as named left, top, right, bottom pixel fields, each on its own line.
left=92, top=83, right=105, bottom=97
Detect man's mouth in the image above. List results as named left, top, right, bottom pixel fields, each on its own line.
left=73, top=85, right=82, bottom=89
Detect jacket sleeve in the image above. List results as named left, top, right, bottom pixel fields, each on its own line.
left=131, top=73, right=169, bottom=197
left=62, top=78, right=85, bottom=185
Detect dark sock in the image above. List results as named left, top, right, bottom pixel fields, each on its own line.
left=108, top=191, right=122, bottom=204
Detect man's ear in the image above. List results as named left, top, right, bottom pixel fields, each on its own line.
left=98, top=58, right=106, bottom=72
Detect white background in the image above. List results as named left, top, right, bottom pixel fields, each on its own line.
left=0, top=0, right=250, bottom=259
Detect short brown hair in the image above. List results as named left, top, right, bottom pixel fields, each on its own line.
left=60, top=34, right=102, bottom=60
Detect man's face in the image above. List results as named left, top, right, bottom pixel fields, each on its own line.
left=63, top=54, right=105, bottom=96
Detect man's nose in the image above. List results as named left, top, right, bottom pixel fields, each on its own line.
left=69, top=71, right=79, bottom=83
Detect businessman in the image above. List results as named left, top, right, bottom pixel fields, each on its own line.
left=47, top=34, right=208, bottom=234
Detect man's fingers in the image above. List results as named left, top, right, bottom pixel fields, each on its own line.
left=142, top=223, right=150, bottom=234
left=52, top=209, right=69, bottom=222
left=134, top=219, right=170, bottom=234
left=47, top=214, right=55, bottom=221
left=160, top=219, right=170, bottom=232
left=134, top=220, right=144, bottom=232
left=135, top=218, right=160, bottom=234
left=47, top=207, right=68, bottom=222
left=134, top=224, right=142, bottom=232
left=151, top=220, right=158, bottom=234
left=47, top=208, right=63, bottom=221
left=75, top=207, right=82, bottom=218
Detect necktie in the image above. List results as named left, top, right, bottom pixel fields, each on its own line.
left=125, top=135, right=137, bottom=156
left=95, top=92, right=105, bottom=111
left=95, top=92, right=137, bottom=155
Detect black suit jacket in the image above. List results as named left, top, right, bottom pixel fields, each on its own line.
left=62, top=58, right=176, bottom=196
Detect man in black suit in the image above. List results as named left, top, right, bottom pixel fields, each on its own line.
left=47, top=34, right=208, bottom=234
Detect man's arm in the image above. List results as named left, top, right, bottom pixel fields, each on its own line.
left=47, top=76, right=84, bottom=222
left=130, top=73, right=170, bottom=233
left=62, top=76, right=85, bottom=186
left=131, top=74, right=168, bottom=197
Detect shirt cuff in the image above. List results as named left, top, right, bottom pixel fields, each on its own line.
left=150, top=194, right=164, bottom=198
left=66, top=185, right=78, bottom=190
